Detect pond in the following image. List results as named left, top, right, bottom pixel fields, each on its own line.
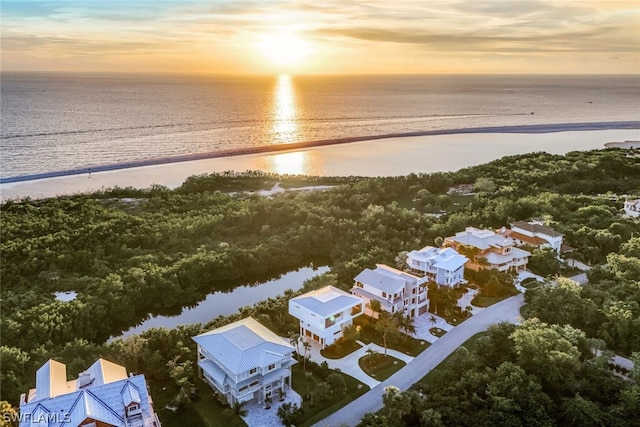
left=118, top=265, right=330, bottom=339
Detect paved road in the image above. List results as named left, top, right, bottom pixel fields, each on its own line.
left=312, top=293, right=525, bottom=427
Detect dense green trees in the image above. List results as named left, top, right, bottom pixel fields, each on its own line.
left=524, top=241, right=640, bottom=355
left=370, top=321, right=637, bottom=427
left=2, top=149, right=639, bottom=407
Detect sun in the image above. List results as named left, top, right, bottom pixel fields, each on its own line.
left=257, top=32, right=312, bottom=67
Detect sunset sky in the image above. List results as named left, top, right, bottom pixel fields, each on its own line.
left=2, top=0, right=639, bottom=74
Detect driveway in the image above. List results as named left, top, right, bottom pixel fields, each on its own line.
left=312, top=293, right=525, bottom=427
left=306, top=339, right=414, bottom=389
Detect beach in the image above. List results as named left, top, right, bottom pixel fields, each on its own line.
left=1, top=127, right=638, bottom=201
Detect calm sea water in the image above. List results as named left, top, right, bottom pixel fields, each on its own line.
left=1, top=73, right=639, bottom=178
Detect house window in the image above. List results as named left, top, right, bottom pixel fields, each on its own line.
left=382, top=292, right=387, bottom=298
left=412, top=288, right=416, bottom=294
left=249, top=368, right=257, bottom=375
left=268, top=364, right=276, bottom=371
left=239, top=385, right=249, bottom=392
left=128, top=404, right=139, bottom=413
left=357, top=282, right=363, bottom=288
left=250, top=380, right=260, bottom=387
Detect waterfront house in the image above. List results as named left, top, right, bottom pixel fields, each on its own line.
left=19, top=358, right=161, bottom=427
left=445, top=227, right=530, bottom=272
left=406, top=246, right=468, bottom=287
left=624, top=199, right=640, bottom=218
left=193, top=317, right=295, bottom=407
left=351, top=264, right=428, bottom=318
left=496, top=220, right=564, bottom=253
left=289, top=286, right=363, bottom=349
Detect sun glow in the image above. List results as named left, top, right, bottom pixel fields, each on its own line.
left=272, top=74, right=298, bottom=144
left=257, top=32, right=312, bottom=67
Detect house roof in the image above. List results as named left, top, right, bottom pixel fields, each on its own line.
left=482, top=247, right=530, bottom=265
left=290, top=286, right=362, bottom=317
left=408, top=246, right=468, bottom=271
left=350, top=287, right=394, bottom=308
left=511, top=221, right=564, bottom=238
left=354, top=264, right=418, bottom=293
left=447, top=227, right=515, bottom=250
left=406, top=246, right=439, bottom=263
left=511, top=247, right=531, bottom=258
left=21, top=359, right=156, bottom=427
left=192, top=317, right=294, bottom=375
left=497, top=229, right=548, bottom=246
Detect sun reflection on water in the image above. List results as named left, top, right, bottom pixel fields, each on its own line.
left=272, top=74, right=298, bottom=144
left=269, top=151, right=317, bottom=175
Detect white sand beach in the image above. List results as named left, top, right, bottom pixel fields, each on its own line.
left=1, top=128, right=638, bottom=201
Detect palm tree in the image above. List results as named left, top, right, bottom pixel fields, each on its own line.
left=365, top=348, right=379, bottom=369
left=394, top=312, right=416, bottom=337
left=277, top=402, right=299, bottom=427
left=231, top=400, right=248, bottom=417
left=369, top=299, right=382, bottom=320
left=374, top=312, right=400, bottom=356
left=302, top=340, right=311, bottom=371
left=289, top=332, right=301, bottom=360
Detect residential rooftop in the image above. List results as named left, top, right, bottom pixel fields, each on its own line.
left=192, top=317, right=294, bottom=375
left=290, top=286, right=362, bottom=317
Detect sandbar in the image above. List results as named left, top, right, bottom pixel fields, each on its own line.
left=1, top=127, right=638, bottom=201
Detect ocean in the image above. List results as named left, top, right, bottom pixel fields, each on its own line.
left=1, top=73, right=639, bottom=178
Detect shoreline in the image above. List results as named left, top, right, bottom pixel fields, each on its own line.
left=2, top=120, right=639, bottom=184
left=2, top=127, right=639, bottom=202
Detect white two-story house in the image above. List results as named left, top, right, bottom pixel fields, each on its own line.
left=289, top=286, right=363, bottom=349
left=406, top=246, right=468, bottom=287
left=351, top=264, right=428, bottom=318
left=624, top=199, right=640, bottom=218
left=20, top=358, right=161, bottom=427
left=445, top=227, right=530, bottom=272
left=193, top=317, right=296, bottom=407
left=497, top=220, right=564, bottom=254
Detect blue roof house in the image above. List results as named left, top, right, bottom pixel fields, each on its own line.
left=192, top=317, right=296, bottom=407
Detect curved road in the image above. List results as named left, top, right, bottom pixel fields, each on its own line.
left=312, top=293, right=524, bottom=427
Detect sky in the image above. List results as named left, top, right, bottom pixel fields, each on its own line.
left=1, top=0, right=639, bottom=74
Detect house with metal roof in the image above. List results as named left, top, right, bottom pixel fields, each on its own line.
left=624, top=199, right=640, bottom=218
left=406, top=246, right=469, bottom=287
left=496, top=220, right=565, bottom=253
left=19, top=358, right=161, bottom=427
left=192, top=317, right=296, bottom=407
left=289, top=286, right=363, bottom=349
left=445, top=227, right=530, bottom=272
left=351, top=264, right=428, bottom=318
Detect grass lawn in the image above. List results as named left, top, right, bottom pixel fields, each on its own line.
left=444, top=313, right=471, bottom=326
left=291, top=365, right=369, bottom=427
left=521, top=280, right=543, bottom=290
left=413, top=332, right=488, bottom=389
left=152, top=378, right=246, bottom=427
left=471, top=293, right=516, bottom=308
left=358, top=354, right=406, bottom=381
left=320, top=340, right=362, bottom=359
left=354, top=316, right=430, bottom=357
left=429, top=327, right=447, bottom=337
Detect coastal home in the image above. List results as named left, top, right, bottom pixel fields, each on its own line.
left=289, top=286, right=363, bottom=349
left=445, top=227, right=530, bottom=272
left=496, top=220, right=564, bottom=253
left=351, top=264, right=428, bottom=318
left=624, top=199, right=640, bottom=218
left=19, top=358, right=161, bottom=427
left=406, top=246, right=468, bottom=287
left=193, top=317, right=296, bottom=407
